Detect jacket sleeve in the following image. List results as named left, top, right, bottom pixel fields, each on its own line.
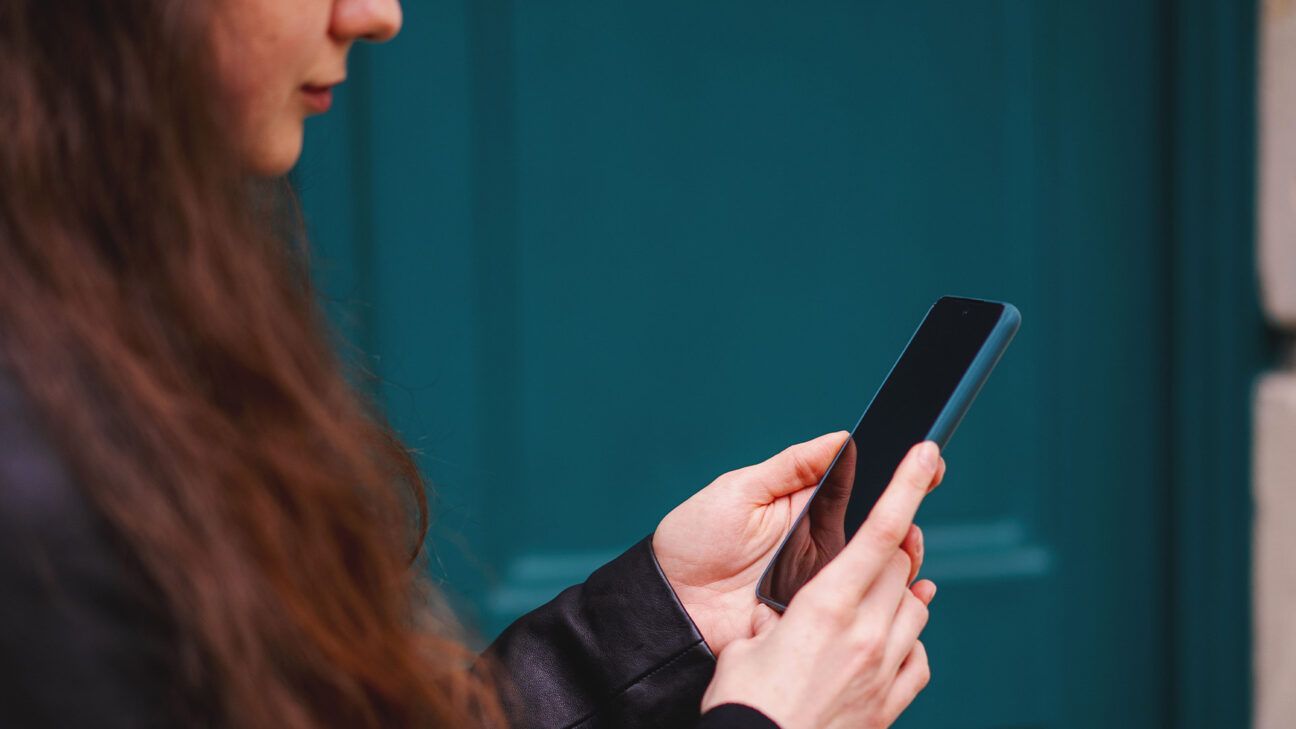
left=481, top=535, right=718, bottom=729
left=0, top=372, right=177, bottom=728
left=697, top=704, right=782, bottom=729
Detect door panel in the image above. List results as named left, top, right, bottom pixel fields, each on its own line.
left=298, top=2, right=1170, bottom=726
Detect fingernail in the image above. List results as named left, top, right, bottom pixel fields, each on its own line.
left=916, top=525, right=924, bottom=555
left=917, top=441, right=939, bottom=470
left=930, top=582, right=938, bottom=602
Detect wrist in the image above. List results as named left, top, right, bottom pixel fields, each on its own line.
left=648, top=531, right=719, bottom=656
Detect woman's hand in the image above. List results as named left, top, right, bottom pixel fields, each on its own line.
left=653, top=433, right=941, bottom=655
left=700, top=442, right=943, bottom=729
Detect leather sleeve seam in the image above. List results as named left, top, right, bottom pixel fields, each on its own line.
left=561, top=638, right=709, bottom=729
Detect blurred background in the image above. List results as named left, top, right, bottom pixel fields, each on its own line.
left=294, top=1, right=1275, bottom=727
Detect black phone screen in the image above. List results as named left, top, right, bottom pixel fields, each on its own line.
left=757, top=297, right=1005, bottom=608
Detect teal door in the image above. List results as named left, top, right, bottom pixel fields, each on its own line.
left=298, top=1, right=1258, bottom=726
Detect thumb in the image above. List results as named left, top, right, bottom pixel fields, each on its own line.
left=743, top=431, right=849, bottom=502
left=751, top=603, right=780, bottom=638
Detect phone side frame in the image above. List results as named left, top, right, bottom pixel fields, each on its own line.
left=752, top=300, right=1020, bottom=613
left=925, top=303, right=1020, bottom=448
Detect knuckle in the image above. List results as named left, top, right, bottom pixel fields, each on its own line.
left=906, top=593, right=930, bottom=625
left=866, top=514, right=909, bottom=548
left=799, top=588, right=853, bottom=625
left=912, top=642, right=932, bottom=689
left=891, top=549, right=913, bottom=575
left=903, top=464, right=933, bottom=491
left=900, top=472, right=927, bottom=494
left=723, top=639, right=755, bottom=662
left=849, top=625, right=887, bottom=661
left=918, top=661, right=933, bottom=690
left=785, top=446, right=821, bottom=486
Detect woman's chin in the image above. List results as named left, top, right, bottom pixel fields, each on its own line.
left=245, top=128, right=304, bottom=178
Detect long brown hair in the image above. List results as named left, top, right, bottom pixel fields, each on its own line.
left=0, top=2, right=503, bottom=727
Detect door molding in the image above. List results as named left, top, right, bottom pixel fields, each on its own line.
left=1169, top=0, right=1271, bottom=726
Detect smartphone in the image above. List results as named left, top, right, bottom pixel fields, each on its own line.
left=755, top=296, right=1020, bottom=611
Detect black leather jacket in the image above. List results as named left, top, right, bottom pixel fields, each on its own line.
left=485, top=535, right=778, bottom=729
left=0, top=372, right=777, bottom=729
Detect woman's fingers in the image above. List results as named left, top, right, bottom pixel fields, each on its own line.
left=808, top=436, right=856, bottom=534
left=909, top=579, right=937, bottom=606
left=702, top=442, right=946, bottom=729
left=900, top=524, right=923, bottom=584
left=883, top=588, right=932, bottom=674
left=812, top=441, right=941, bottom=599
left=882, top=640, right=932, bottom=721
left=745, top=431, right=850, bottom=502
left=751, top=603, right=780, bottom=639
left=857, top=548, right=913, bottom=628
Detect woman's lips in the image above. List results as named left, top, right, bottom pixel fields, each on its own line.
left=301, top=84, right=335, bottom=113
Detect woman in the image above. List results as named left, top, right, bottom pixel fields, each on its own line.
left=0, top=1, right=940, bottom=728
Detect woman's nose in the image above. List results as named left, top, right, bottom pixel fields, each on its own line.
left=332, top=0, right=403, bottom=44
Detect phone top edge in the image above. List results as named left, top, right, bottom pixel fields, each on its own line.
left=935, top=294, right=1006, bottom=308
left=996, top=301, right=1022, bottom=330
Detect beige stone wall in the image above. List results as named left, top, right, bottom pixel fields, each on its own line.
left=1256, top=2, right=1296, bottom=728
left=1261, top=0, right=1296, bottom=326
left=1254, top=376, right=1296, bottom=729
